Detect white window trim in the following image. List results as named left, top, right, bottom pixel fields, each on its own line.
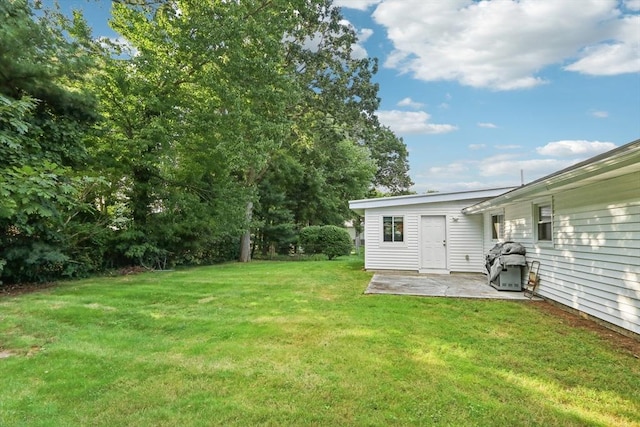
left=381, top=215, right=406, bottom=245
left=532, top=197, right=554, bottom=246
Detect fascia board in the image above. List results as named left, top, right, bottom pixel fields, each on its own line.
left=349, top=187, right=514, bottom=212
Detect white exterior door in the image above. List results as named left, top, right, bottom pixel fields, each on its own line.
left=421, top=216, right=447, bottom=271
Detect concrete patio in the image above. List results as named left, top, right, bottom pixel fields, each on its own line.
left=365, top=272, right=538, bottom=300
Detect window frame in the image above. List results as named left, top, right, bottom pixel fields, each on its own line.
left=533, top=199, right=553, bottom=244
left=382, top=215, right=404, bottom=243
left=490, top=211, right=505, bottom=241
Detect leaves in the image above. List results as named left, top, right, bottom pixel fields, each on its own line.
left=1, top=0, right=413, bottom=282
left=0, top=0, right=100, bottom=284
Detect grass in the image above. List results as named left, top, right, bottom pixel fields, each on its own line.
left=0, top=257, right=638, bottom=426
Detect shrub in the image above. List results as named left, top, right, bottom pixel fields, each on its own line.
left=298, top=226, right=323, bottom=255
left=319, top=225, right=353, bottom=260
left=299, top=225, right=352, bottom=260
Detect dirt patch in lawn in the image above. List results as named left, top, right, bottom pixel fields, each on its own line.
left=0, top=349, right=16, bottom=359
left=0, top=267, right=149, bottom=298
left=0, top=282, right=56, bottom=297
left=115, top=266, right=148, bottom=275
left=530, top=301, right=640, bottom=358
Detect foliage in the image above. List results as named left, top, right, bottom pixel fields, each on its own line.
left=364, top=126, right=414, bottom=194
left=0, top=260, right=638, bottom=426
left=93, top=0, right=393, bottom=264
left=1, top=0, right=413, bottom=284
left=253, top=171, right=299, bottom=257
left=300, top=225, right=352, bottom=259
left=319, top=225, right=353, bottom=259
left=0, top=0, right=101, bottom=284
left=299, top=225, right=323, bottom=255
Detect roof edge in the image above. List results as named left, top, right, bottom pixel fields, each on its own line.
left=463, top=138, right=640, bottom=214
left=349, top=187, right=515, bottom=212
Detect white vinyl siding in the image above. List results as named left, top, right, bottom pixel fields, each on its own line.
left=484, top=172, right=640, bottom=335
left=365, top=210, right=418, bottom=271
left=364, top=199, right=486, bottom=273
left=448, top=212, right=484, bottom=272
left=483, top=203, right=530, bottom=254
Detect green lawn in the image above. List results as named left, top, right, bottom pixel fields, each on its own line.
left=1, top=258, right=638, bottom=426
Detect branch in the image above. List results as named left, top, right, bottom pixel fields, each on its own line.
left=244, top=0, right=274, bottom=20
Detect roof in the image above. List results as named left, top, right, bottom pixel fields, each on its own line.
left=349, top=187, right=515, bottom=215
left=463, top=138, right=640, bottom=214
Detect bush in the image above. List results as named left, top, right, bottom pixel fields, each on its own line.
left=299, top=225, right=352, bottom=260
left=299, top=226, right=323, bottom=255
left=320, top=225, right=353, bottom=260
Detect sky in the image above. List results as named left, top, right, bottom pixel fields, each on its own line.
left=63, top=0, right=640, bottom=193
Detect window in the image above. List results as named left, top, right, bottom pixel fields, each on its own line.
left=491, top=213, right=504, bottom=240
left=383, top=216, right=404, bottom=242
left=535, top=203, right=552, bottom=241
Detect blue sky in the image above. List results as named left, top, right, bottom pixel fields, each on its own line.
left=338, top=0, right=640, bottom=192
left=64, top=0, right=639, bottom=193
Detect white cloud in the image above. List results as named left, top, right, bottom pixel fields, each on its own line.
left=99, top=36, right=139, bottom=57
left=299, top=32, right=322, bottom=53
left=590, top=110, right=609, bottom=118
left=299, top=19, right=371, bottom=59
left=478, top=156, right=574, bottom=178
left=625, top=0, right=640, bottom=11
left=350, top=42, right=368, bottom=60
left=428, top=162, right=469, bottom=177
left=358, top=28, right=374, bottom=43
left=478, top=122, right=498, bottom=129
left=334, top=0, right=382, bottom=11
left=425, top=152, right=568, bottom=179
left=411, top=138, right=619, bottom=192
left=564, top=15, right=640, bottom=75
left=536, top=140, right=617, bottom=157
left=416, top=153, right=570, bottom=190
left=339, top=20, right=373, bottom=59
left=412, top=179, right=510, bottom=193
left=377, top=110, right=458, bottom=135
left=494, top=144, right=521, bottom=149
left=468, top=144, right=486, bottom=150
left=397, top=97, right=424, bottom=109
left=372, top=0, right=636, bottom=90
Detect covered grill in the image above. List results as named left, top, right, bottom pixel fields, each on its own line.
left=485, top=242, right=527, bottom=291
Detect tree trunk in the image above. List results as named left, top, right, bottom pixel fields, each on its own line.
left=239, top=201, right=253, bottom=262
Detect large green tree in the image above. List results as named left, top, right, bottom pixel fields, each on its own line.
left=246, top=1, right=395, bottom=258
left=99, top=0, right=391, bottom=264
left=0, top=0, right=413, bottom=283
left=0, top=0, right=102, bottom=283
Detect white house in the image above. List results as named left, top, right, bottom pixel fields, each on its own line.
left=463, top=139, right=640, bottom=336
left=349, top=188, right=514, bottom=274
left=349, top=139, right=639, bottom=336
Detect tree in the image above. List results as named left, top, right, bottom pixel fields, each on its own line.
left=91, top=1, right=260, bottom=268
left=248, top=1, right=393, bottom=256
left=0, top=0, right=413, bottom=282
left=102, top=0, right=386, bottom=264
left=363, top=125, right=413, bottom=194
left=0, top=0, right=101, bottom=283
